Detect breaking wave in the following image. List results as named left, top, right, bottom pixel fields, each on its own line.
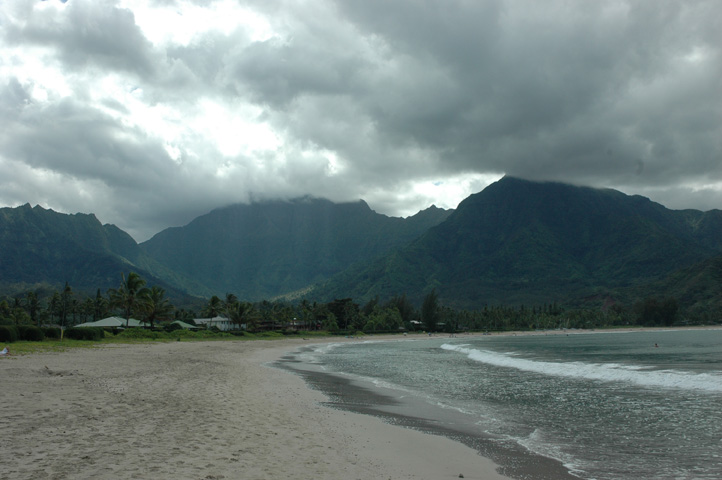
left=440, top=343, right=722, bottom=393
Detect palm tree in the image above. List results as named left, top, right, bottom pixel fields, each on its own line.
left=49, top=292, right=60, bottom=325
left=108, top=272, right=147, bottom=327
left=203, top=295, right=223, bottom=317
left=93, top=288, right=108, bottom=321
left=228, top=301, right=257, bottom=331
left=224, top=293, right=238, bottom=308
left=299, top=299, right=313, bottom=330
left=59, top=282, right=73, bottom=328
left=224, top=293, right=238, bottom=318
left=139, top=286, right=174, bottom=329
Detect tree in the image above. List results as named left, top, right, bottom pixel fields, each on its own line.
left=227, top=301, right=256, bottom=331
left=327, top=298, right=360, bottom=331
left=49, top=292, right=60, bottom=324
left=299, top=299, right=313, bottom=330
left=80, top=298, right=95, bottom=324
left=108, top=272, right=147, bottom=327
left=361, top=296, right=379, bottom=316
left=175, top=308, right=196, bottom=323
left=363, top=306, right=403, bottom=333
left=93, top=289, right=108, bottom=321
left=385, top=294, right=416, bottom=325
left=311, top=302, right=337, bottom=331
left=24, top=291, right=40, bottom=325
left=224, top=293, right=239, bottom=314
left=59, top=282, right=73, bottom=328
left=203, top=295, right=223, bottom=319
left=139, top=286, right=174, bottom=329
left=421, top=289, right=440, bottom=332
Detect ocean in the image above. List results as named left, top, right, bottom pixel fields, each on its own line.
left=277, top=329, right=722, bottom=480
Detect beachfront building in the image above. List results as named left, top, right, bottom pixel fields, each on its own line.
left=76, top=317, right=147, bottom=328
left=193, top=316, right=234, bottom=331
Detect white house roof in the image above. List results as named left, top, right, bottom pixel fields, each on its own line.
left=193, top=316, right=230, bottom=323
left=171, top=320, right=200, bottom=330
left=76, top=317, right=146, bottom=328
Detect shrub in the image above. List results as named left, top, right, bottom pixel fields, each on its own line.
left=64, top=327, right=104, bottom=341
left=0, top=326, right=18, bottom=343
left=16, top=325, right=45, bottom=341
left=42, top=327, right=61, bottom=339
left=116, top=328, right=159, bottom=339
left=164, top=323, right=182, bottom=332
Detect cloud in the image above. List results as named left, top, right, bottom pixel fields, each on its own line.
left=1, top=0, right=720, bottom=241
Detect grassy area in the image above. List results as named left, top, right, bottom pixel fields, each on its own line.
left=1, top=329, right=350, bottom=356
left=4, top=339, right=102, bottom=355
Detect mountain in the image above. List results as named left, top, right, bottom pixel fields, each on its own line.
left=0, top=204, right=207, bottom=301
left=5, top=181, right=720, bottom=314
left=140, top=197, right=452, bottom=300
left=635, top=254, right=722, bottom=320
left=313, top=177, right=722, bottom=309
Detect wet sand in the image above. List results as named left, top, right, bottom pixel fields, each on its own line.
left=276, top=340, right=578, bottom=480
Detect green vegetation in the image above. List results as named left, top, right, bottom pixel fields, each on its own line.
left=0, top=325, right=18, bottom=342
left=64, top=327, right=105, bottom=341
left=2, top=178, right=721, bottom=343
left=108, top=272, right=147, bottom=327
left=0, top=266, right=718, bottom=349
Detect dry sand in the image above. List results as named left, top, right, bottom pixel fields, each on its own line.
left=0, top=338, right=510, bottom=480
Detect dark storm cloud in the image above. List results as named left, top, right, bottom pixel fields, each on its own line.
left=328, top=0, right=722, bottom=188
left=1, top=0, right=720, bottom=241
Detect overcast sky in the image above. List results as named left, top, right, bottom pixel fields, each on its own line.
left=1, top=0, right=720, bottom=241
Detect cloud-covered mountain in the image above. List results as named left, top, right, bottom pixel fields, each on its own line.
left=140, top=197, right=452, bottom=300
left=313, top=177, right=722, bottom=309
left=2, top=179, right=721, bottom=317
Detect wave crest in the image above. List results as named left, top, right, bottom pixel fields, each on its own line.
left=440, top=343, right=722, bottom=393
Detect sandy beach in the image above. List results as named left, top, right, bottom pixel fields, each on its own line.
left=0, top=338, right=510, bottom=480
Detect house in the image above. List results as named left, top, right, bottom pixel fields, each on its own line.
left=193, top=316, right=234, bottom=331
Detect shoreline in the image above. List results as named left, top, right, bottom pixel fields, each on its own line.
left=2, top=326, right=718, bottom=479
left=272, top=325, right=722, bottom=480
left=275, top=337, right=578, bottom=480
left=0, top=337, right=510, bottom=480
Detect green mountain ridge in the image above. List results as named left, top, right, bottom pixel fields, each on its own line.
left=312, top=177, right=722, bottom=312
left=0, top=203, right=208, bottom=302
left=140, top=197, right=452, bottom=300
left=2, top=180, right=720, bottom=318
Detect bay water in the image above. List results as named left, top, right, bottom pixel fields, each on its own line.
left=283, top=329, right=722, bottom=480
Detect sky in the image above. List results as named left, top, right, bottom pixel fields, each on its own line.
left=1, top=0, right=721, bottom=242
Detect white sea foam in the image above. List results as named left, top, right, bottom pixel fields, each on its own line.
left=441, top=344, right=722, bottom=393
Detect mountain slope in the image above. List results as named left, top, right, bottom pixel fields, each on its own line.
left=314, top=177, right=722, bottom=308
left=0, top=204, right=208, bottom=299
left=141, top=197, right=452, bottom=300
left=636, top=254, right=722, bottom=319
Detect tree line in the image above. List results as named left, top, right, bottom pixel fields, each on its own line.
left=0, top=272, right=689, bottom=334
